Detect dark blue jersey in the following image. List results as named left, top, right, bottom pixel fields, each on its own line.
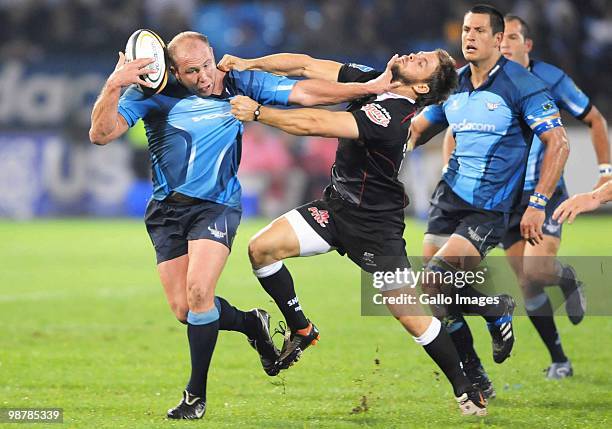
left=423, top=56, right=563, bottom=212
left=523, top=60, right=591, bottom=190
left=118, top=70, right=296, bottom=207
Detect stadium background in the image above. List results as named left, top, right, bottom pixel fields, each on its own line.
left=0, top=1, right=611, bottom=428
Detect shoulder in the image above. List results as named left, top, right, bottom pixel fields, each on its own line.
left=339, top=63, right=381, bottom=83
left=530, top=60, right=566, bottom=86
left=500, top=59, right=548, bottom=96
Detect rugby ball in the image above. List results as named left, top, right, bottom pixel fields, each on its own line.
left=125, top=29, right=168, bottom=95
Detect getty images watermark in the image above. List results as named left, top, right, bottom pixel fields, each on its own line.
left=368, top=267, right=499, bottom=307
left=361, top=256, right=611, bottom=317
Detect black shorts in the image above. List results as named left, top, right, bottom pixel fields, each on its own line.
left=500, top=185, right=569, bottom=249
left=144, top=196, right=241, bottom=264
left=294, top=187, right=409, bottom=274
left=426, top=181, right=509, bottom=258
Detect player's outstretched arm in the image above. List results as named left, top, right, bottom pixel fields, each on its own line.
left=520, top=126, right=570, bottom=244
left=407, top=113, right=447, bottom=151
left=287, top=55, right=400, bottom=106
left=218, top=53, right=343, bottom=81
left=442, top=128, right=455, bottom=169
left=230, top=95, right=358, bottom=139
left=581, top=105, right=611, bottom=189
left=89, top=53, right=154, bottom=145
left=552, top=181, right=611, bottom=224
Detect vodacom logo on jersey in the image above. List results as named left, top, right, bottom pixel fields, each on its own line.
left=450, top=118, right=497, bottom=132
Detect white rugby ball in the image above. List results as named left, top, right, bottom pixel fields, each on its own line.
left=125, top=29, right=168, bottom=95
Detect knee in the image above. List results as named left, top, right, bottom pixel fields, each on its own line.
left=169, top=301, right=188, bottom=324
left=248, top=235, right=278, bottom=268
left=186, top=280, right=215, bottom=310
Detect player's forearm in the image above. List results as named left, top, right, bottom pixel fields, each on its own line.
left=587, top=108, right=610, bottom=165
left=89, top=82, right=123, bottom=145
left=258, top=106, right=336, bottom=138
left=442, top=128, right=455, bottom=166
left=244, top=53, right=315, bottom=77
left=534, top=128, right=570, bottom=197
left=593, top=180, right=612, bottom=204
left=407, top=115, right=445, bottom=151
left=290, top=79, right=377, bottom=107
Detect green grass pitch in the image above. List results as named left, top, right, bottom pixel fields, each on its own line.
left=0, top=217, right=610, bottom=428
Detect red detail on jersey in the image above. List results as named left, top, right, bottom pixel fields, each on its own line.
left=401, top=110, right=416, bottom=124
left=362, top=103, right=391, bottom=127
left=358, top=170, right=368, bottom=206
left=308, top=207, right=330, bottom=228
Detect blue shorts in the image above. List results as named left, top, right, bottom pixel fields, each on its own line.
left=500, top=185, right=568, bottom=249
left=144, top=195, right=241, bottom=263
left=426, top=181, right=509, bottom=258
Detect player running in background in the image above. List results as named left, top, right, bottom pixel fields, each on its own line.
left=89, top=31, right=398, bottom=420
left=441, top=14, right=610, bottom=382
left=408, top=5, right=570, bottom=398
left=226, top=49, right=490, bottom=416
left=554, top=180, right=612, bottom=223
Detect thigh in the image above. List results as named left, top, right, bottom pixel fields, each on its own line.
left=435, top=234, right=482, bottom=270
left=290, top=199, right=340, bottom=255
left=145, top=199, right=189, bottom=263
left=157, top=254, right=189, bottom=320
left=186, top=239, right=231, bottom=312
left=454, top=209, right=508, bottom=259
left=187, top=202, right=242, bottom=251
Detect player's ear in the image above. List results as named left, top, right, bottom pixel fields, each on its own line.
left=494, top=31, right=503, bottom=48
left=525, top=38, right=533, bottom=54
left=413, top=83, right=430, bottom=95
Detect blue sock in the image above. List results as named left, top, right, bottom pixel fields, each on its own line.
left=186, top=307, right=220, bottom=400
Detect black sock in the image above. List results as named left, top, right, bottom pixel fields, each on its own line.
left=444, top=314, right=482, bottom=369
left=459, top=286, right=501, bottom=323
left=416, top=318, right=472, bottom=397
left=186, top=310, right=220, bottom=401
left=214, top=296, right=256, bottom=337
left=525, top=293, right=567, bottom=363
left=254, top=263, right=309, bottom=331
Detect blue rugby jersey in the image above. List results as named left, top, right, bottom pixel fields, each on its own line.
left=118, top=70, right=296, bottom=207
left=523, top=60, right=591, bottom=190
left=422, top=56, right=563, bottom=212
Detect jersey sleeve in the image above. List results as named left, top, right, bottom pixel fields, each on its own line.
left=117, top=86, right=158, bottom=127
left=230, top=70, right=297, bottom=106
left=550, top=73, right=591, bottom=119
left=421, top=103, right=449, bottom=126
left=519, top=88, right=563, bottom=137
left=338, top=63, right=380, bottom=83
left=350, top=100, right=406, bottom=146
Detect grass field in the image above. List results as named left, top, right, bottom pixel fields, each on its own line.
left=1, top=217, right=611, bottom=428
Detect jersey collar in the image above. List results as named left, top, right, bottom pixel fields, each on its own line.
left=375, top=92, right=416, bottom=104
left=461, top=55, right=507, bottom=92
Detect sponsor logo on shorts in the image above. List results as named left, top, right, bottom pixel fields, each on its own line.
left=544, top=219, right=561, bottom=234
left=361, top=103, right=391, bottom=127
left=467, top=226, right=484, bottom=243
left=362, top=251, right=376, bottom=267
left=308, top=207, right=330, bottom=228
left=208, top=224, right=227, bottom=239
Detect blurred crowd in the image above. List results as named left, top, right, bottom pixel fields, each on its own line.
left=2, top=0, right=611, bottom=113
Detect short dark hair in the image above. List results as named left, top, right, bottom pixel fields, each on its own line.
left=416, top=49, right=458, bottom=107
left=467, top=4, right=505, bottom=35
left=505, top=14, right=531, bottom=39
